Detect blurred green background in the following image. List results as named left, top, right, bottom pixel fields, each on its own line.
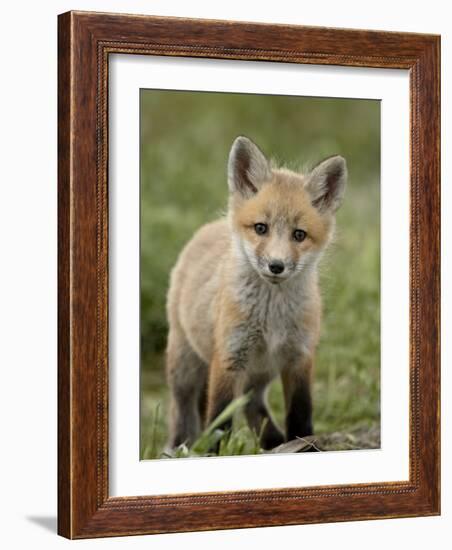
left=140, top=90, right=380, bottom=458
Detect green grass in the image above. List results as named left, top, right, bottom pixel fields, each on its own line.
left=140, top=90, right=380, bottom=459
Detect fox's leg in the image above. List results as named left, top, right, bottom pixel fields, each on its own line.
left=166, top=327, right=207, bottom=449
left=206, top=360, right=284, bottom=449
left=205, top=354, right=237, bottom=433
left=281, top=357, right=314, bottom=440
left=244, top=381, right=285, bottom=449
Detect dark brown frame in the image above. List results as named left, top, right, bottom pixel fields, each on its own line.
left=58, top=10, right=440, bottom=539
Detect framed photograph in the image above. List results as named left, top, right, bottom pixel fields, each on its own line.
left=58, top=11, right=440, bottom=538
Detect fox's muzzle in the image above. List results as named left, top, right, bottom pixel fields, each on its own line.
left=268, top=260, right=285, bottom=275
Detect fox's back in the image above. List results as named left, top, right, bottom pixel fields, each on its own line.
left=167, top=218, right=230, bottom=362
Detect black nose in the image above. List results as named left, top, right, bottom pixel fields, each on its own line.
left=269, top=261, right=285, bottom=275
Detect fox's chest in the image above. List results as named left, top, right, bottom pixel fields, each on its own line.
left=246, top=288, right=312, bottom=372
left=225, top=276, right=318, bottom=376
left=253, top=284, right=302, bottom=334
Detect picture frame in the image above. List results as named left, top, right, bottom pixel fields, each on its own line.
left=58, top=10, right=440, bottom=539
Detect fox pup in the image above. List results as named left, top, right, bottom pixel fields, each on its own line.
left=166, top=136, right=347, bottom=450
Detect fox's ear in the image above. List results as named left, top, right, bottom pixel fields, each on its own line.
left=228, top=136, right=271, bottom=198
left=305, top=155, right=347, bottom=213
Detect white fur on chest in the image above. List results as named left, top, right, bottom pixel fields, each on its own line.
left=234, top=273, right=312, bottom=376
left=261, top=290, right=298, bottom=350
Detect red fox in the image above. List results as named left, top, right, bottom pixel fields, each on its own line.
left=165, top=136, right=347, bottom=450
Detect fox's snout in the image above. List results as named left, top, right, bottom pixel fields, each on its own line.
left=258, top=255, right=293, bottom=283
left=268, top=260, right=285, bottom=275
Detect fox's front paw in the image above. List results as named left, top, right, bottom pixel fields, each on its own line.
left=261, top=423, right=285, bottom=450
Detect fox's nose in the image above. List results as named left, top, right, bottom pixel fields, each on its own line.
left=269, top=260, right=285, bottom=275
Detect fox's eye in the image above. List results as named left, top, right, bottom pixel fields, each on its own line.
left=293, top=229, right=307, bottom=242
left=254, top=223, right=268, bottom=235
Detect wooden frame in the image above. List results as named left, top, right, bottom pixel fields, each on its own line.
left=58, top=10, right=440, bottom=539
